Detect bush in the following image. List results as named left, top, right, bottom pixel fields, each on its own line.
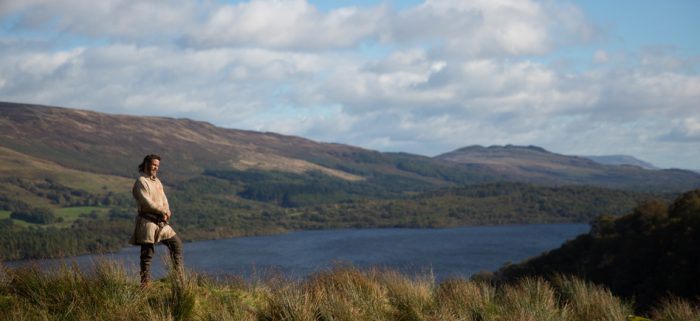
left=10, top=207, right=61, bottom=224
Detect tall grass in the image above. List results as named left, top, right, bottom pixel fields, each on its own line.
left=303, top=267, right=392, bottom=321
left=432, top=278, right=498, bottom=321
left=0, top=260, right=696, bottom=321
left=650, top=297, right=700, bottom=321
left=552, top=274, right=633, bottom=321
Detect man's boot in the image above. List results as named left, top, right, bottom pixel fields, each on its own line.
left=163, top=236, right=185, bottom=282
left=140, top=244, right=154, bottom=288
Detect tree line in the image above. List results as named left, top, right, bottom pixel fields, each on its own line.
left=494, top=188, right=700, bottom=311
left=0, top=172, right=671, bottom=261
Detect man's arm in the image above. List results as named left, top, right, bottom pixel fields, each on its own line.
left=163, top=190, right=171, bottom=221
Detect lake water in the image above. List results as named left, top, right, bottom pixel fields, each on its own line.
left=9, top=224, right=589, bottom=281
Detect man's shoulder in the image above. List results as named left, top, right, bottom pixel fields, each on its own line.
left=135, top=175, right=162, bottom=185
left=134, top=175, right=150, bottom=186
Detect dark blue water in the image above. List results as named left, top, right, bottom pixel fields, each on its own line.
left=9, top=224, right=588, bottom=280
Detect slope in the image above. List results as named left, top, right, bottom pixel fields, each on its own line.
left=494, top=189, right=700, bottom=311
left=436, top=145, right=700, bottom=191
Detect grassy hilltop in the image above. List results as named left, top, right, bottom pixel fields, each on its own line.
left=1, top=261, right=697, bottom=321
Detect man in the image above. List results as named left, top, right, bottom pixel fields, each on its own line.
left=131, top=154, right=183, bottom=286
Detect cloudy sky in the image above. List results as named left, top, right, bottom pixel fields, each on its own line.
left=1, top=0, right=698, bottom=169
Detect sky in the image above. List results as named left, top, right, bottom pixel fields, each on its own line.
left=0, top=0, right=698, bottom=169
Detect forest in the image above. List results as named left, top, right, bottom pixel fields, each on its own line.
left=0, top=170, right=667, bottom=260
left=493, top=188, right=700, bottom=311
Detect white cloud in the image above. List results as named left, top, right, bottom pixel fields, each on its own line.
left=0, top=0, right=698, bottom=169
left=386, top=0, right=595, bottom=59
left=593, top=49, right=609, bottom=63
left=2, top=0, right=198, bottom=42
left=185, top=0, right=386, bottom=50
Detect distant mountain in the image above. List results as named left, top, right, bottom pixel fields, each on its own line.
left=0, top=101, right=494, bottom=207
left=434, top=145, right=700, bottom=192
left=0, top=102, right=371, bottom=180
left=1, top=102, right=700, bottom=198
left=583, top=155, right=658, bottom=170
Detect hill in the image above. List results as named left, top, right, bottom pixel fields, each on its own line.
left=436, top=145, right=700, bottom=191
left=0, top=102, right=506, bottom=201
left=583, top=154, right=659, bottom=170
left=3, top=102, right=699, bottom=196
left=1, top=101, right=698, bottom=260
left=0, top=102, right=378, bottom=180
left=493, top=189, right=700, bottom=311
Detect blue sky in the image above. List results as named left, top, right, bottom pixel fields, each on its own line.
left=576, top=0, right=699, bottom=51
left=0, top=0, right=698, bottom=169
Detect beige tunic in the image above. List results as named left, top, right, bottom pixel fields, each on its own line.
left=130, top=175, right=176, bottom=245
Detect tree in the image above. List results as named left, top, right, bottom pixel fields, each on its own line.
left=10, top=207, right=61, bottom=224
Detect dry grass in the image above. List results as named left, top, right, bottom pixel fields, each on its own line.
left=650, top=297, right=700, bottom=321
left=0, top=260, right=694, bottom=321
left=552, top=274, right=633, bottom=321
left=230, top=152, right=364, bottom=182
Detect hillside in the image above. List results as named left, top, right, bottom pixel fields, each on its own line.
left=583, top=154, right=659, bottom=170
left=0, top=102, right=506, bottom=199
left=1, top=101, right=699, bottom=260
left=0, top=102, right=379, bottom=180
left=3, top=102, right=700, bottom=195
left=436, top=145, right=700, bottom=191
left=493, top=189, right=700, bottom=311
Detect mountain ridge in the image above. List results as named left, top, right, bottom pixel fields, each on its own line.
left=583, top=154, right=659, bottom=170
left=2, top=101, right=700, bottom=193
left=0, top=102, right=374, bottom=180
left=434, top=143, right=700, bottom=191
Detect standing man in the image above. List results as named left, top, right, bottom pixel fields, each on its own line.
left=131, top=154, right=183, bottom=287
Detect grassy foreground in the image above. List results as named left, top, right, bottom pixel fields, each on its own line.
left=0, top=260, right=697, bottom=321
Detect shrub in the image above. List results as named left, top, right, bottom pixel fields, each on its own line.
left=10, top=207, right=61, bottom=224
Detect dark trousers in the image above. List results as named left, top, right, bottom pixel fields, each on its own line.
left=140, top=235, right=184, bottom=284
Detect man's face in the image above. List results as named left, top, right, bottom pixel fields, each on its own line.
left=147, top=159, right=160, bottom=177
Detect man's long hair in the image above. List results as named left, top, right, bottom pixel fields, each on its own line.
left=138, top=154, right=161, bottom=173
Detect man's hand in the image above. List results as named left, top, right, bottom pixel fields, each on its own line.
left=163, top=210, right=171, bottom=222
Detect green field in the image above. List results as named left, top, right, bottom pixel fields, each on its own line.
left=0, top=207, right=111, bottom=228
left=55, top=206, right=109, bottom=220
left=0, top=209, right=33, bottom=228
left=53, top=206, right=110, bottom=227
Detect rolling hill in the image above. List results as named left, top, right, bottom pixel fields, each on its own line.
left=436, top=145, right=700, bottom=192
left=2, top=101, right=700, bottom=194
left=1, top=101, right=699, bottom=260
left=583, top=154, right=659, bottom=170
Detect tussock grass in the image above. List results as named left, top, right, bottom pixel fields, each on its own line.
left=0, top=260, right=695, bottom=321
left=305, top=266, right=391, bottom=321
left=498, top=277, right=563, bottom=321
left=432, top=278, right=497, bottom=320
left=650, top=297, right=700, bottom=321
left=552, top=274, right=633, bottom=321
